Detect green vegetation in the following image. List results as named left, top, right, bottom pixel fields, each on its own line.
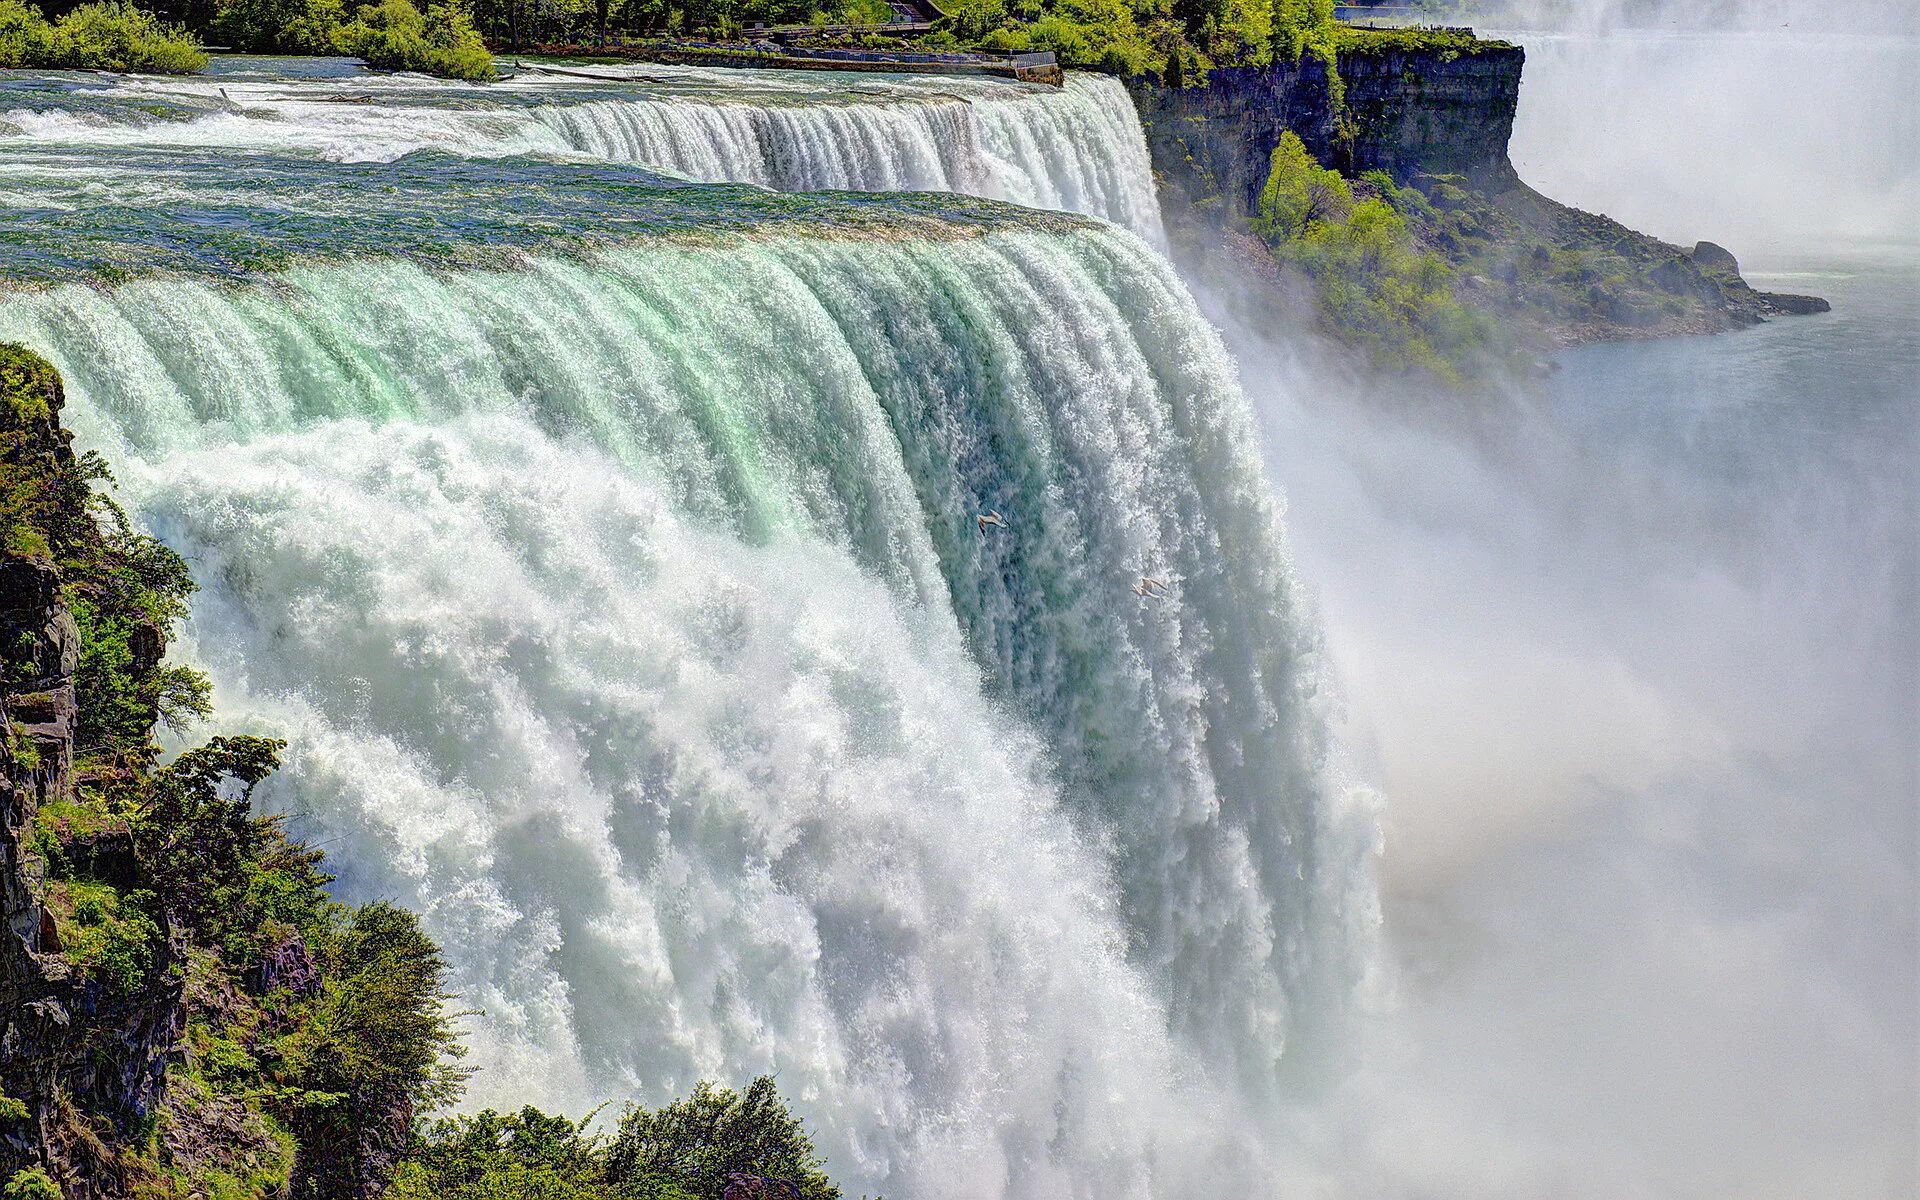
left=46, top=879, right=161, bottom=992
left=1254, top=133, right=1496, bottom=382
left=3, top=343, right=847, bottom=1199
left=388, top=1077, right=839, bottom=1200
left=1270, top=0, right=1328, bottom=62
left=340, top=0, right=495, bottom=79
left=213, top=0, right=351, bottom=53
left=1328, top=22, right=1510, bottom=59
left=214, top=0, right=495, bottom=79
left=0, top=0, right=206, bottom=73
left=2, top=1169, right=60, bottom=1200
left=918, top=0, right=1275, bottom=76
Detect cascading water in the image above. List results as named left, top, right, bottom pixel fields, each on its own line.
left=0, top=64, right=1165, bottom=240
left=0, top=57, right=1372, bottom=1197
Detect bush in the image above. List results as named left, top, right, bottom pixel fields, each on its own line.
left=50, top=880, right=161, bottom=992
left=341, top=0, right=495, bottom=80
left=213, top=0, right=349, bottom=53
left=1329, top=22, right=1512, bottom=59
left=0, top=0, right=54, bottom=66
left=389, top=1108, right=628, bottom=1200
left=2, top=1169, right=60, bottom=1200
left=607, top=1077, right=838, bottom=1200
left=1270, top=0, right=1327, bottom=62
left=48, top=1, right=207, bottom=73
left=1255, top=133, right=1495, bottom=382
left=1254, top=130, right=1351, bottom=241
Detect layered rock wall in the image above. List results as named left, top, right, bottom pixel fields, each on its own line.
left=1126, top=43, right=1525, bottom=213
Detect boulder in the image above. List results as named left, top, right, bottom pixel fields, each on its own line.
left=1691, top=239, right=1740, bottom=274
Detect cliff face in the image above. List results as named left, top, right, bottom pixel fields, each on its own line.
left=1125, top=43, right=1525, bottom=215
left=1, top=348, right=184, bottom=1197
left=1126, top=39, right=1827, bottom=350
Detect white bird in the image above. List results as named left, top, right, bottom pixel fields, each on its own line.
left=1131, top=575, right=1171, bottom=599
left=976, top=510, right=1008, bottom=534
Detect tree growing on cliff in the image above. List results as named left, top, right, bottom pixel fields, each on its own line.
left=1253, top=136, right=1495, bottom=383
left=1270, top=0, right=1328, bottom=61
left=1254, top=130, right=1350, bottom=241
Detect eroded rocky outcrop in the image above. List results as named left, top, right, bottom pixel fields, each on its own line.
left=1126, top=37, right=1827, bottom=347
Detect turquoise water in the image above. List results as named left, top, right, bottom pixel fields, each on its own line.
left=0, top=141, right=1074, bottom=282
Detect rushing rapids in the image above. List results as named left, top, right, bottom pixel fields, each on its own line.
left=0, top=59, right=1165, bottom=240
left=0, top=59, right=1368, bottom=1197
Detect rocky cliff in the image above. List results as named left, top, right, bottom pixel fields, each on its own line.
left=1, top=346, right=447, bottom=1200
left=1, top=346, right=186, bottom=1197
left=1126, top=40, right=1524, bottom=214
left=1126, top=34, right=1827, bottom=349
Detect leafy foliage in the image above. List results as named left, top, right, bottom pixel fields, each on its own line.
left=213, top=0, right=349, bottom=53
left=46, top=880, right=161, bottom=992
left=388, top=1107, right=630, bottom=1200
left=1254, top=133, right=1496, bottom=382
left=608, top=1078, right=839, bottom=1200
left=46, top=1, right=207, bottom=70
left=387, top=1077, right=840, bottom=1200
left=0, top=0, right=206, bottom=72
left=0, top=0, right=55, bottom=68
left=1268, top=0, right=1326, bottom=62
left=2, top=1169, right=60, bottom=1200
left=339, top=0, right=496, bottom=79
left=1329, top=21, right=1511, bottom=59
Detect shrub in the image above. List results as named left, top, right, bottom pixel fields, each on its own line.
left=1329, top=22, right=1512, bottom=60
left=1253, top=130, right=1350, bottom=241
left=1255, top=133, right=1495, bottom=382
left=48, top=1, right=207, bottom=73
left=0, top=0, right=54, bottom=66
left=2, top=1169, right=60, bottom=1200
left=389, top=1107, right=627, bottom=1200
left=51, top=880, right=161, bottom=992
left=341, top=0, right=495, bottom=81
left=606, top=1077, right=838, bottom=1200
left=213, top=0, right=349, bottom=53
left=1270, top=0, right=1327, bottom=62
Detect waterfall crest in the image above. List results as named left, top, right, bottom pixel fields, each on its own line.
left=0, top=225, right=1374, bottom=1194
left=0, top=68, right=1164, bottom=239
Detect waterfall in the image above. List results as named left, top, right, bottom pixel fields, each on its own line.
left=0, top=69, right=1165, bottom=240
left=523, top=75, right=1165, bottom=240
left=0, top=223, right=1374, bottom=1195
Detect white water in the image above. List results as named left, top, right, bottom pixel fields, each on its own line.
left=0, top=228, right=1374, bottom=1194
left=0, top=65, right=1165, bottom=240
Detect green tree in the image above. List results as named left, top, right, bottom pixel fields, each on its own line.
left=606, top=1077, right=838, bottom=1200
left=46, top=1, right=207, bottom=72
left=213, top=0, right=349, bottom=53
left=340, top=0, right=494, bottom=81
left=1270, top=0, right=1327, bottom=61
left=389, top=1107, right=628, bottom=1200
left=1253, top=129, right=1350, bottom=241
left=0, top=0, right=54, bottom=66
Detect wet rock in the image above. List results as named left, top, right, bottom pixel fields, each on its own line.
left=1760, top=291, right=1832, bottom=315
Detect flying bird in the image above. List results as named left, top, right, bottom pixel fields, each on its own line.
left=976, top=510, right=1008, bottom=533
